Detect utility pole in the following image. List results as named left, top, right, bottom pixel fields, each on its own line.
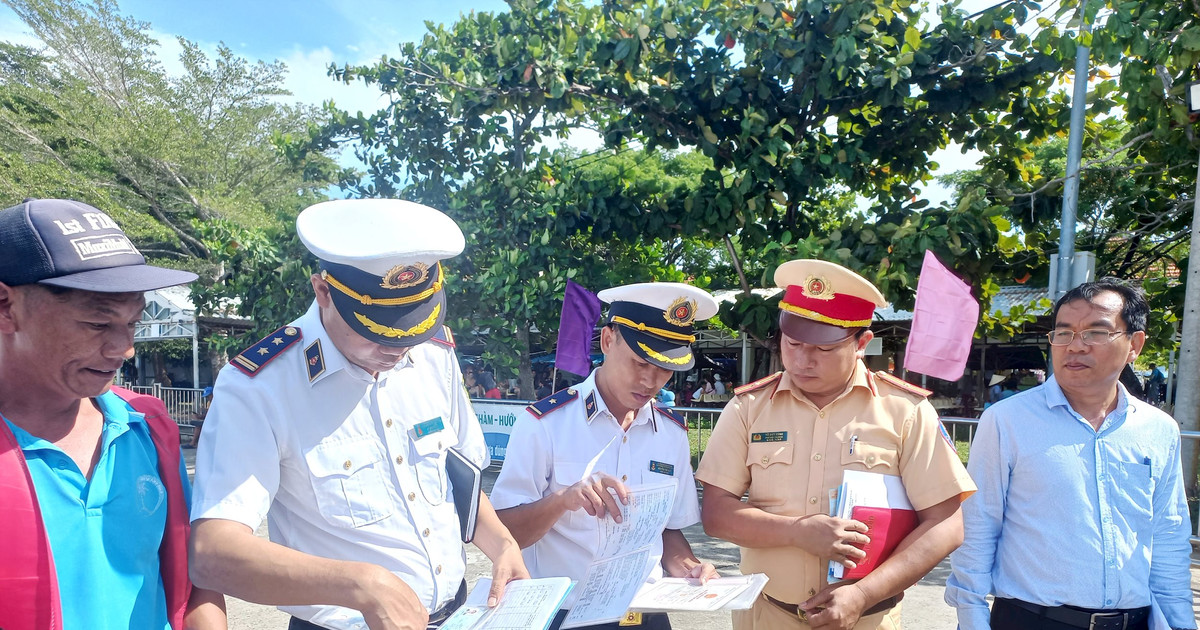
left=1174, top=80, right=1200, bottom=497
left=1055, top=2, right=1093, bottom=304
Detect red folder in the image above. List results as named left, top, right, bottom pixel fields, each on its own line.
left=843, top=506, right=918, bottom=579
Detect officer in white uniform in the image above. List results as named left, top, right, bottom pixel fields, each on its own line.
left=490, top=283, right=721, bottom=630
left=189, top=199, right=528, bottom=630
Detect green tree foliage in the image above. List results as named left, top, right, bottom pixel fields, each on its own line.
left=0, top=0, right=341, bottom=362
left=943, top=0, right=1200, bottom=349
left=315, top=0, right=1060, bottom=368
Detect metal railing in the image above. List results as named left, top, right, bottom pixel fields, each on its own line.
left=126, top=384, right=204, bottom=440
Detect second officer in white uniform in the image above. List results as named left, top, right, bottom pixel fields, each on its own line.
left=189, top=199, right=528, bottom=630
left=491, top=283, right=720, bottom=630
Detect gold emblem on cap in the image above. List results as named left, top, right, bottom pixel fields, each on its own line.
left=802, top=275, right=835, bottom=300
left=381, top=262, right=430, bottom=290
left=663, top=297, right=697, bottom=326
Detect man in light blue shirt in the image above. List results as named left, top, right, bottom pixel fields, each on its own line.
left=946, top=278, right=1195, bottom=630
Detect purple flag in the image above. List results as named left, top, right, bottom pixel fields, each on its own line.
left=555, top=280, right=602, bottom=377
left=903, top=250, right=980, bottom=381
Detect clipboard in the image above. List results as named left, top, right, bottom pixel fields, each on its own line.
left=446, top=447, right=481, bottom=543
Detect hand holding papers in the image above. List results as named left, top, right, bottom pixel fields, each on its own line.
left=827, top=470, right=917, bottom=582
left=559, top=481, right=677, bottom=628
left=440, top=578, right=573, bottom=630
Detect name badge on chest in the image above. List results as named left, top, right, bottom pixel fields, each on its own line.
left=411, top=416, right=445, bottom=439
left=751, top=431, right=787, bottom=443
left=648, top=460, right=675, bottom=476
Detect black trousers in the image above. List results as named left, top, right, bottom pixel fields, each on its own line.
left=547, top=609, right=671, bottom=630
left=289, top=580, right=467, bottom=630
left=991, top=598, right=1149, bottom=630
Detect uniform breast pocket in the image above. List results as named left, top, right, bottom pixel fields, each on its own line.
left=841, top=441, right=898, bottom=472
left=413, top=432, right=457, bottom=506
left=552, top=462, right=594, bottom=528
left=1109, top=459, right=1154, bottom=523
left=305, top=438, right=395, bottom=528
left=746, top=442, right=794, bottom=507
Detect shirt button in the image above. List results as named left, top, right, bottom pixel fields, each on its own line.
left=343, top=460, right=352, bottom=470
left=809, top=588, right=816, bottom=596
left=395, top=455, right=404, bottom=465
left=436, top=565, right=442, bottom=575
left=761, top=456, right=770, bottom=465
left=423, top=528, right=431, bottom=537
left=385, top=418, right=393, bottom=428
left=623, top=436, right=628, bottom=443
left=809, top=496, right=818, bottom=504
left=438, top=442, right=443, bottom=450
left=813, top=453, right=823, bottom=461
left=866, top=455, right=876, bottom=464
left=408, top=492, right=416, bottom=501
left=621, top=475, right=628, bottom=482
left=818, top=411, right=825, bottom=418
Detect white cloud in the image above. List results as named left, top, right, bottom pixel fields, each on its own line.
left=277, top=44, right=385, bottom=114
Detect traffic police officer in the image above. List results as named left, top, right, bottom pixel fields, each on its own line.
left=189, top=199, right=528, bottom=630
left=490, top=283, right=721, bottom=630
left=695, top=260, right=976, bottom=630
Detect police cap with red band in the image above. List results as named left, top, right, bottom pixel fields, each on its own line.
left=774, top=259, right=887, bottom=344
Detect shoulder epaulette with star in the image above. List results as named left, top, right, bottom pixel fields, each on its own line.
left=231, top=326, right=302, bottom=376
left=526, top=387, right=579, bottom=419
left=654, top=405, right=687, bottom=431
left=430, top=325, right=455, bottom=348
left=734, top=372, right=783, bottom=396
left=873, top=370, right=932, bottom=397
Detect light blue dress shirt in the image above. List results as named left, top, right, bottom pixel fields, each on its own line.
left=4, top=391, right=191, bottom=630
left=945, top=375, right=1195, bottom=630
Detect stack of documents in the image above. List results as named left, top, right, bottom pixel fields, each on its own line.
left=440, top=578, right=573, bottom=630
left=827, top=470, right=917, bottom=582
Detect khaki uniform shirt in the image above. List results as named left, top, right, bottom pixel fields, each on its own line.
left=695, top=360, right=975, bottom=606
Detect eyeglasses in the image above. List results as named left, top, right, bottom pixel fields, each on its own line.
left=1046, top=329, right=1127, bottom=346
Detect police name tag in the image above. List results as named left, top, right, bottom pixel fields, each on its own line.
left=411, top=416, right=445, bottom=439
left=648, top=460, right=675, bottom=476
left=751, top=431, right=787, bottom=443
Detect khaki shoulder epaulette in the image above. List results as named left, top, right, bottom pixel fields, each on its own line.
left=734, top=372, right=783, bottom=396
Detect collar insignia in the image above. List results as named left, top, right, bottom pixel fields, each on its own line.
left=305, top=339, right=325, bottom=382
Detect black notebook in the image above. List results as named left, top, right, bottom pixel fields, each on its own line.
left=446, top=448, right=481, bottom=543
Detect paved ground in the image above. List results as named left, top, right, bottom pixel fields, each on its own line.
left=184, top=452, right=1200, bottom=629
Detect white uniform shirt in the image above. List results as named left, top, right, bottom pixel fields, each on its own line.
left=191, top=303, right=488, bottom=630
left=489, top=371, right=700, bottom=607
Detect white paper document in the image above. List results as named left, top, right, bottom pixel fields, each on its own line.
left=828, top=470, right=913, bottom=581
left=596, top=480, right=677, bottom=558
left=440, top=577, right=573, bottom=630
left=560, top=548, right=657, bottom=628
left=629, top=574, right=770, bottom=613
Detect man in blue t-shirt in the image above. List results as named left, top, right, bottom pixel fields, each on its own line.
left=0, top=199, right=226, bottom=629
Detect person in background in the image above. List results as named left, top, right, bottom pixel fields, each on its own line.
left=946, top=277, right=1194, bottom=630
left=479, top=372, right=503, bottom=399
left=0, top=198, right=225, bottom=629
left=190, top=386, right=214, bottom=448
left=658, top=386, right=676, bottom=408
left=188, top=199, right=527, bottom=630
left=697, top=259, right=975, bottom=630
left=987, top=373, right=1005, bottom=405
left=492, top=283, right=720, bottom=630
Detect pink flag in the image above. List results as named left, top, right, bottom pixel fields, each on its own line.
left=903, top=250, right=980, bottom=381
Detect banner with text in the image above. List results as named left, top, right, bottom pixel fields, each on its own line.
left=472, top=400, right=527, bottom=464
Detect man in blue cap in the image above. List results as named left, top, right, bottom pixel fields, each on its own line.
left=0, top=199, right=226, bottom=629
left=189, top=199, right=528, bottom=630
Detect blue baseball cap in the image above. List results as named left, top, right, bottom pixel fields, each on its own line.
left=0, top=199, right=197, bottom=292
